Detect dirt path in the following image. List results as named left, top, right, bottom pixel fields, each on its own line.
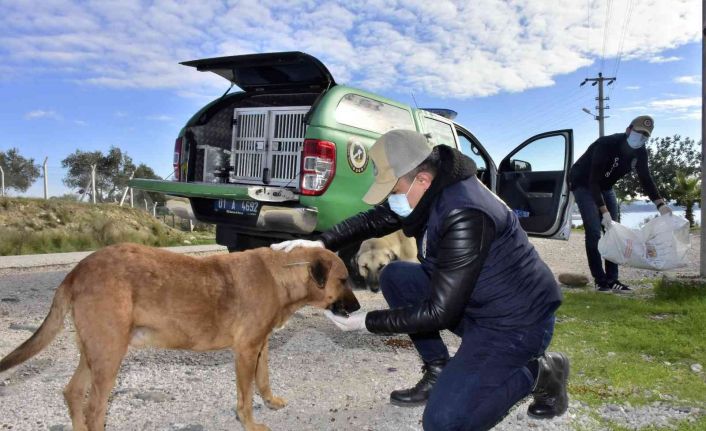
left=0, top=233, right=700, bottom=430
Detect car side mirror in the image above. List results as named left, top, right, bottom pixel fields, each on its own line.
left=511, top=159, right=532, bottom=172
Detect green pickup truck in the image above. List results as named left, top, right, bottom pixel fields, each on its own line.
left=131, top=51, right=574, bottom=255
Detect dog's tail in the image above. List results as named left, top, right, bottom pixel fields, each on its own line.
left=0, top=273, right=72, bottom=372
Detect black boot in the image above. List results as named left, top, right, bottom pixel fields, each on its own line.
left=528, top=352, right=570, bottom=419
left=390, top=358, right=447, bottom=407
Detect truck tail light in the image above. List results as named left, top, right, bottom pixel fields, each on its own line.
left=300, top=139, right=336, bottom=196
left=173, top=137, right=182, bottom=181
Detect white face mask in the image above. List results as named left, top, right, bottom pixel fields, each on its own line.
left=387, top=179, right=417, bottom=218
left=627, top=131, right=648, bottom=149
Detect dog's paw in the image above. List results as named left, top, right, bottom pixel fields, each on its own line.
left=264, top=395, right=287, bottom=410
left=245, top=423, right=271, bottom=431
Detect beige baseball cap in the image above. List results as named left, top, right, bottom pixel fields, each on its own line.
left=362, top=130, right=434, bottom=205
left=630, top=115, right=655, bottom=136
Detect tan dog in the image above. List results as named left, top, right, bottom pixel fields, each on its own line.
left=356, top=230, right=418, bottom=292
left=0, top=243, right=360, bottom=431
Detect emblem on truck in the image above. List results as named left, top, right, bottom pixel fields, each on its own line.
left=347, top=139, right=369, bottom=174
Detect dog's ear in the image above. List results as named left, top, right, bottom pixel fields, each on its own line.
left=309, top=257, right=332, bottom=288
left=387, top=250, right=399, bottom=261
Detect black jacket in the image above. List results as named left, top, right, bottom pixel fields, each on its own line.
left=320, top=204, right=494, bottom=335
left=569, top=132, right=661, bottom=207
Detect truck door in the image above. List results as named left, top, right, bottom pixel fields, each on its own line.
left=497, top=130, right=574, bottom=239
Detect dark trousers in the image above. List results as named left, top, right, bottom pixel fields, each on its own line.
left=379, top=261, right=555, bottom=431
left=572, top=186, right=620, bottom=285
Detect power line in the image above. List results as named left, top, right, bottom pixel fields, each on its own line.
left=490, top=86, right=592, bottom=141
left=600, top=0, right=613, bottom=73
left=482, top=88, right=588, bottom=148
left=587, top=0, right=592, bottom=49
left=608, top=0, right=635, bottom=100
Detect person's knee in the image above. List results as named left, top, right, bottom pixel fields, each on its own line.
left=423, top=406, right=494, bottom=431
left=378, top=261, right=405, bottom=295
left=423, top=403, right=461, bottom=431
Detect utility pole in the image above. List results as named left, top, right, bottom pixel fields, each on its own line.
left=699, top=0, right=706, bottom=277
left=581, top=73, right=616, bottom=137
left=90, top=164, right=97, bottom=204
left=43, top=157, right=49, bottom=199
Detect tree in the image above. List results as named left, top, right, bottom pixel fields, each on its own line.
left=672, top=171, right=701, bottom=227
left=62, top=147, right=136, bottom=202
left=0, top=148, right=41, bottom=193
left=131, top=163, right=165, bottom=207
left=614, top=135, right=701, bottom=203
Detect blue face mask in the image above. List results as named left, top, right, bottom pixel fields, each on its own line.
left=627, top=130, right=648, bottom=149
left=387, top=180, right=417, bottom=218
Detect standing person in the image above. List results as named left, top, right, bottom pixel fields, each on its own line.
left=272, top=130, right=570, bottom=430
left=569, top=115, right=672, bottom=293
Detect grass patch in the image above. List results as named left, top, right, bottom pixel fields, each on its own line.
left=553, top=279, right=706, bottom=414
left=0, top=197, right=215, bottom=255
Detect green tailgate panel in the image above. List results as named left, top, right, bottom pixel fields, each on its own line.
left=129, top=179, right=251, bottom=199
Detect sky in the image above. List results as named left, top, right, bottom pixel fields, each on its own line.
left=0, top=0, right=701, bottom=198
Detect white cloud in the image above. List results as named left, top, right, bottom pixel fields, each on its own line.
left=146, top=115, right=174, bottom=122
left=0, top=0, right=700, bottom=99
left=647, top=55, right=682, bottom=63
left=628, top=96, right=702, bottom=122
left=649, top=97, right=700, bottom=111
left=667, top=111, right=701, bottom=121
left=24, top=110, right=60, bottom=120
left=621, top=97, right=701, bottom=120
left=74, top=120, right=88, bottom=126
left=674, top=75, right=701, bottom=85
left=624, top=85, right=641, bottom=90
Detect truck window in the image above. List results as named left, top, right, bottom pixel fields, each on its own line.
left=335, top=94, right=415, bottom=134
left=422, top=116, right=457, bottom=148
left=457, top=134, right=487, bottom=171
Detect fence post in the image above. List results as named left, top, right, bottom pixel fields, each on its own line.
left=90, top=164, right=97, bottom=204
left=119, top=172, right=134, bottom=207
left=0, top=165, right=4, bottom=197
left=152, top=202, right=158, bottom=217
left=43, top=157, right=49, bottom=199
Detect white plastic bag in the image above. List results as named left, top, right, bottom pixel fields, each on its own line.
left=598, top=214, right=691, bottom=270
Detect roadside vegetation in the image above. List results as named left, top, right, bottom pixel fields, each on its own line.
left=0, top=197, right=214, bottom=256
left=554, top=277, right=706, bottom=430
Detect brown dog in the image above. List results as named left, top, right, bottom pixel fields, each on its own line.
left=0, top=243, right=360, bottom=431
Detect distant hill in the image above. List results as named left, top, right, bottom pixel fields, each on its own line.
left=0, top=197, right=213, bottom=256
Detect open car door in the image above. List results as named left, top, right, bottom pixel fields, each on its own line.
left=497, top=130, right=574, bottom=239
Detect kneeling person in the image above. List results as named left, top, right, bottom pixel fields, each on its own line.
left=273, top=130, right=570, bottom=430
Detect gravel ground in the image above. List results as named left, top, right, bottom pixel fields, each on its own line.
left=0, top=233, right=701, bottom=430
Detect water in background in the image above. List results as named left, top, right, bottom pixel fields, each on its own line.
left=572, top=207, right=701, bottom=229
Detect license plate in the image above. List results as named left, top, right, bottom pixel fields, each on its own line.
left=213, top=199, right=260, bottom=216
